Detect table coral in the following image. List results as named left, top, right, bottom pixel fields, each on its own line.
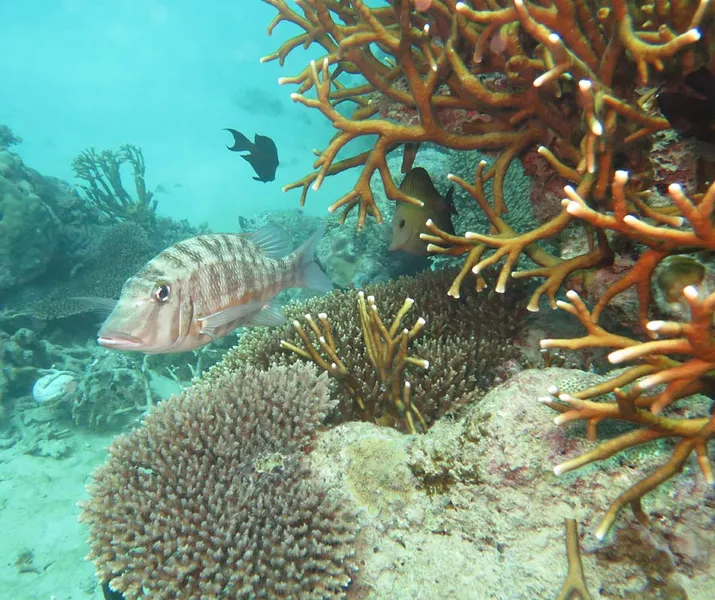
left=211, top=268, right=526, bottom=433
left=23, top=222, right=156, bottom=320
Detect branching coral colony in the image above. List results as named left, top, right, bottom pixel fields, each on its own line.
left=72, top=144, right=157, bottom=230
left=262, top=0, right=714, bottom=538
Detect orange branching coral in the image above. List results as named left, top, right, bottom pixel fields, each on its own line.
left=261, top=0, right=711, bottom=308
left=556, top=519, right=592, bottom=600
left=561, top=171, right=715, bottom=328
left=423, top=0, right=710, bottom=305
left=261, top=0, right=549, bottom=227
left=539, top=288, right=715, bottom=540
left=421, top=160, right=613, bottom=306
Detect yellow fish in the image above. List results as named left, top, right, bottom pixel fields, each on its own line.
left=390, top=167, right=455, bottom=255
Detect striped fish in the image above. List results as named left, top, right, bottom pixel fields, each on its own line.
left=97, top=226, right=331, bottom=353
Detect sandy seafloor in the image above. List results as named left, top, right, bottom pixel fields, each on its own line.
left=1, top=367, right=712, bottom=599
left=0, top=431, right=112, bottom=600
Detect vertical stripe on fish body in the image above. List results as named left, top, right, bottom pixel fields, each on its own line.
left=166, top=233, right=292, bottom=321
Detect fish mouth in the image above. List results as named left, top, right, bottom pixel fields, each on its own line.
left=97, top=332, right=145, bottom=350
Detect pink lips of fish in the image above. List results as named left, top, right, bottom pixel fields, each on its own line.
left=97, top=226, right=331, bottom=354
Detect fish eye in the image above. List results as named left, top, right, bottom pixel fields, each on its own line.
left=399, top=219, right=406, bottom=228
left=153, top=282, right=171, bottom=304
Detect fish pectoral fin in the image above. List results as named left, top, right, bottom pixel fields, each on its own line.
left=245, top=226, right=292, bottom=258
left=199, top=302, right=265, bottom=334
left=69, top=296, right=119, bottom=317
left=246, top=301, right=286, bottom=327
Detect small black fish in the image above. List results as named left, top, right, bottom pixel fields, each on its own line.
left=657, top=67, right=715, bottom=146
left=224, top=128, right=279, bottom=182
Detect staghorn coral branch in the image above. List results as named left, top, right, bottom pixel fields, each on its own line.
left=556, top=518, right=592, bottom=600
left=281, top=292, right=430, bottom=433
left=611, top=0, right=703, bottom=84
left=422, top=166, right=608, bottom=305
left=540, top=288, right=715, bottom=539
left=544, top=390, right=715, bottom=542
left=263, top=1, right=555, bottom=226
left=279, top=0, right=705, bottom=296
left=289, top=48, right=546, bottom=225
left=541, top=290, right=645, bottom=356
left=563, top=173, right=715, bottom=327
left=512, top=230, right=613, bottom=312
left=260, top=0, right=707, bottom=315
left=280, top=312, right=366, bottom=410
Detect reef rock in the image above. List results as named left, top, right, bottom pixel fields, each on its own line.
left=309, top=368, right=713, bottom=599
left=0, top=153, right=57, bottom=291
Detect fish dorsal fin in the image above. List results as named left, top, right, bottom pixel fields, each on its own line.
left=400, top=167, right=439, bottom=204
left=245, top=226, right=292, bottom=258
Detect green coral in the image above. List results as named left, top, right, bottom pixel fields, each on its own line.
left=72, top=144, right=157, bottom=229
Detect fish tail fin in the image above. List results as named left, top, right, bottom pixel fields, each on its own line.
left=224, top=128, right=254, bottom=152
left=291, top=225, right=333, bottom=293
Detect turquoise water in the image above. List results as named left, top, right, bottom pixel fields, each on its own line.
left=0, top=2, right=713, bottom=599
left=0, top=0, right=356, bottom=230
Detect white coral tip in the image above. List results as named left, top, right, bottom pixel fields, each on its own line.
left=683, top=285, right=699, bottom=299
left=646, top=320, right=665, bottom=332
